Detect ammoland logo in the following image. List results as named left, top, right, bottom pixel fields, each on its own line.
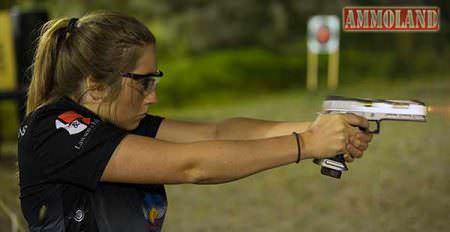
left=343, top=7, right=440, bottom=32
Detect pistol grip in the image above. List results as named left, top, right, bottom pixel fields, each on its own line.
left=313, top=154, right=348, bottom=179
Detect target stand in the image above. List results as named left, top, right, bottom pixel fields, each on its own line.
left=306, top=15, right=340, bottom=91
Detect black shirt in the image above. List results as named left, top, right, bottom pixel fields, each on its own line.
left=18, top=96, right=167, bottom=231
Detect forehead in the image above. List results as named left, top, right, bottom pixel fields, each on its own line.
left=132, top=45, right=156, bottom=73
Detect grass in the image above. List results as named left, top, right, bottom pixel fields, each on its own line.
left=1, top=76, right=449, bottom=231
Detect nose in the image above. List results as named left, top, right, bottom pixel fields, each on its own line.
left=143, top=90, right=157, bottom=104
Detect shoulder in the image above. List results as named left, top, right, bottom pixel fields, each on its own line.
left=18, top=97, right=128, bottom=191
left=19, top=98, right=94, bottom=141
left=18, top=97, right=126, bottom=153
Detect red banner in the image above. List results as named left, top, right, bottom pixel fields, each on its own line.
left=342, top=7, right=440, bottom=32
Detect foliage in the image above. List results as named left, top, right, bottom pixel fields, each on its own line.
left=156, top=48, right=303, bottom=106
left=156, top=44, right=448, bottom=107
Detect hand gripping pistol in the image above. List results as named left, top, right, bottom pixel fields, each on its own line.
left=313, top=96, right=427, bottom=179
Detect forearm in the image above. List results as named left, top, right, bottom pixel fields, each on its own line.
left=185, top=134, right=309, bottom=184
left=105, top=133, right=308, bottom=185
left=215, top=117, right=311, bottom=140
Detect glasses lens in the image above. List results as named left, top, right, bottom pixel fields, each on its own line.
left=140, top=78, right=156, bottom=93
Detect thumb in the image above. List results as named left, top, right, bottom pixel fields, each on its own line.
left=343, top=113, right=369, bottom=129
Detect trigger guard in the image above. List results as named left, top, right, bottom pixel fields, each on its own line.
left=368, top=121, right=380, bottom=134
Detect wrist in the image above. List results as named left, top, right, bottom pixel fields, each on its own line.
left=299, top=131, right=313, bottom=160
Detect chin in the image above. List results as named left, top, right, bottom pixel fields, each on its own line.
left=121, top=120, right=140, bottom=131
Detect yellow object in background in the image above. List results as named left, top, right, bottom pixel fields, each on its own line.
left=327, top=50, right=339, bottom=90
left=0, top=10, right=17, bottom=92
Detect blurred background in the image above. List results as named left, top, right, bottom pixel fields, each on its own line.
left=0, top=0, right=449, bottom=231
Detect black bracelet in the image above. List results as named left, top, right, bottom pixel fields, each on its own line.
left=292, top=132, right=301, bottom=163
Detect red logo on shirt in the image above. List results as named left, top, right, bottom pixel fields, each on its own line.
left=55, top=111, right=91, bottom=135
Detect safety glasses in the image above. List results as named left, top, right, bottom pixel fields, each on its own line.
left=120, top=70, right=163, bottom=94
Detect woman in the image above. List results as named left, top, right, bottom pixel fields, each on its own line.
left=18, top=11, right=372, bottom=231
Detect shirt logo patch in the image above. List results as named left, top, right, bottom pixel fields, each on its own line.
left=74, top=209, right=85, bottom=222
left=143, top=193, right=166, bottom=226
left=18, top=125, right=28, bottom=138
left=55, top=111, right=91, bottom=135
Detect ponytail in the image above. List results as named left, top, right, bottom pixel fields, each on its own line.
left=26, top=11, right=156, bottom=116
left=26, top=18, right=70, bottom=115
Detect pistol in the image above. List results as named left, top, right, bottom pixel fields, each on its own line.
left=313, top=96, right=427, bottom=179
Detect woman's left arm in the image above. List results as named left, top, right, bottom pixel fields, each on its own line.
left=155, top=117, right=311, bottom=142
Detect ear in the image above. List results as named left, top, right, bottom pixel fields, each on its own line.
left=85, top=76, right=108, bottom=103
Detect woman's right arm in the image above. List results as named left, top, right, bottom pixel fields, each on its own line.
left=101, top=114, right=370, bottom=185
left=102, top=133, right=303, bottom=185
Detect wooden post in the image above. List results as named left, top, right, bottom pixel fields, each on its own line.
left=327, top=49, right=339, bottom=90
left=307, top=51, right=319, bottom=91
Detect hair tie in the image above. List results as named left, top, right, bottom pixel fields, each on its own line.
left=67, top=18, right=79, bottom=33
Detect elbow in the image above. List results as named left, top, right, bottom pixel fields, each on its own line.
left=185, top=167, right=234, bottom=185
left=183, top=164, right=222, bottom=184
left=176, top=143, right=231, bottom=184
left=179, top=158, right=209, bottom=184
left=183, top=166, right=203, bottom=184
left=186, top=172, right=205, bottom=184
left=184, top=168, right=210, bottom=184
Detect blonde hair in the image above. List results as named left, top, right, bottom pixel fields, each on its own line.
left=26, top=11, right=155, bottom=115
